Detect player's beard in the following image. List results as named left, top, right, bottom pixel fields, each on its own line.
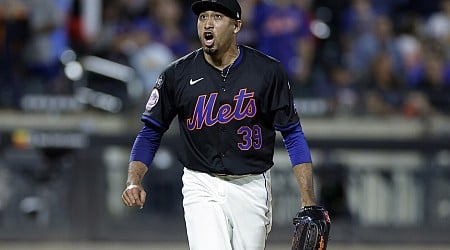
left=203, top=46, right=217, bottom=55
left=202, top=38, right=217, bottom=54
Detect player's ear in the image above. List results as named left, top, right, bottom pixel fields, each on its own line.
left=233, top=20, right=242, bottom=34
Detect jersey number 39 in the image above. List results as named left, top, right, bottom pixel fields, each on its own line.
left=237, top=125, right=262, bottom=150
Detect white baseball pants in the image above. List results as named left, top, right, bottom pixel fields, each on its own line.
left=182, top=167, right=272, bottom=250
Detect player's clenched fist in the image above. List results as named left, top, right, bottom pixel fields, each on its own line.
left=122, top=184, right=146, bottom=209
left=123, top=161, right=148, bottom=208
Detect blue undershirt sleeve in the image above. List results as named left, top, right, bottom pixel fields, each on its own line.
left=129, top=125, right=164, bottom=167
left=280, top=122, right=312, bottom=166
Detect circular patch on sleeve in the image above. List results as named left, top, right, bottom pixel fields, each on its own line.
left=145, top=88, right=160, bottom=111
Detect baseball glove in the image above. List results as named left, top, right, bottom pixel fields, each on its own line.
left=291, top=205, right=331, bottom=250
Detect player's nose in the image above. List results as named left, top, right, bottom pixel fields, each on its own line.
left=204, top=18, right=214, bottom=29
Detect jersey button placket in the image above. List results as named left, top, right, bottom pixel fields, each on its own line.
left=219, top=125, right=226, bottom=158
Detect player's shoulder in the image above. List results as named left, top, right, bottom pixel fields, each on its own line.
left=241, top=45, right=285, bottom=72
left=241, top=45, right=284, bottom=73
left=166, top=48, right=203, bottom=71
left=241, top=45, right=281, bottom=64
left=158, top=49, right=204, bottom=87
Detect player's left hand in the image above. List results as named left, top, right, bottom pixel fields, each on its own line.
left=291, top=205, right=331, bottom=250
left=122, top=184, right=146, bottom=209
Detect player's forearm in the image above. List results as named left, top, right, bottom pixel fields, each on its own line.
left=126, top=161, right=148, bottom=186
left=293, top=163, right=316, bottom=207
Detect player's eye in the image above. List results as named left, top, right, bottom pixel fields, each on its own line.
left=199, top=13, right=222, bottom=21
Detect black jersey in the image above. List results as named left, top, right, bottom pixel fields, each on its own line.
left=141, top=45, right=300, bottom=175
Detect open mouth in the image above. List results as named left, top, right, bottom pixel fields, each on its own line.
left=204, top=32, right=214, bottom=47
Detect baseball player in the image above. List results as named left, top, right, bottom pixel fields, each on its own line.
left=122, top=0, right=330, bottom=249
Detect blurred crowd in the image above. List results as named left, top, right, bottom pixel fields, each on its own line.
left=0, top=0, right=449, bottom=117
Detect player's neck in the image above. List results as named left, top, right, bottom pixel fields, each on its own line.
left=204, top=45, right=240, bottom=70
